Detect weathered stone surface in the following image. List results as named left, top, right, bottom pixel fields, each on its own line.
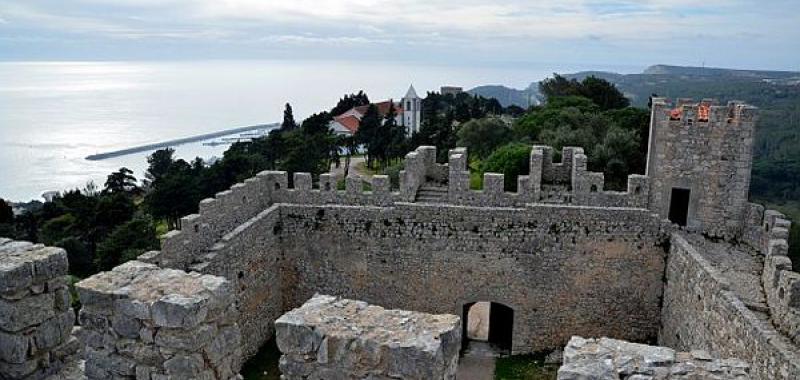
left=0, top=239, right=77, bottom=379
left=75, top=261, right=242, bottom=380
left=558, top=336, right=750, bottom=380
left=276, top=294, right=461, bottom=380
left=661, top=233, right=800, bottom=379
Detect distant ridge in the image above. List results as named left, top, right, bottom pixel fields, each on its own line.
left=467, top=85, right=538, bottom=108
left=467, top=64, right=800, bottom=108
left=643, top=64, right=800, bottom=79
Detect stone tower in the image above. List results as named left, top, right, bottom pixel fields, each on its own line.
left=646, top=97, right=757, bottom=238
left=402, top=84, right=421, bottom=135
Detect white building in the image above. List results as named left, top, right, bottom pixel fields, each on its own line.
left=330, top=85, right=422, bottom=137
left=401, top=85, right=421, bottom=135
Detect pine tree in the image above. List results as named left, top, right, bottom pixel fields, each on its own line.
left=282, top=103, right=298, bottom=131
left=355, top=104, right=381, bottom=168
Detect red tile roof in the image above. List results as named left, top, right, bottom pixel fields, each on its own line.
left=334, top=115, right=360, bottom=133
left=353, top=101, right=403, bottom=118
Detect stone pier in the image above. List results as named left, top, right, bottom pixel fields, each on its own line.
left=0, top=238, right=78, bottom=380
left=74, top=260, right=243, bottom=380
left=275, top=294, right=461, bottom=380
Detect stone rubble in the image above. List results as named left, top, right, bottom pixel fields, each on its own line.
left=275, top=294, right=461, bottom=380
left=74, top=260, right=243, bottom=380
left=0, top=238, right=79, bottom=380
left=557, top=336, right=750, bottom=380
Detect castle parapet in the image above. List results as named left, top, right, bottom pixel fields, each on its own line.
left=750, top=209, right=800, bottom=346
left=571, top=149, right=649, bottom=208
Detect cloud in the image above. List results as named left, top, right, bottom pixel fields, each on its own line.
left=0, top=0, right=798, bottom=68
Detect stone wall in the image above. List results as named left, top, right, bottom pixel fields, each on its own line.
left=660, top=233, right=800, bottom=379
left=152, top=143, right=657, bottom=274
left=0, top=238, right=78, bottom=380
left=558, top=336, right=750, bottom=379
left=189, top=200, right=667, bottom=357
left=275, top=294, right=460, bottom=380
left=646, top=98, right=757, bottom=238
left=74, top=261, right=242, bottom=380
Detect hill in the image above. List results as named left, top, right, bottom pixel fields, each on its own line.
left=467, top=85, right=539, bottom=108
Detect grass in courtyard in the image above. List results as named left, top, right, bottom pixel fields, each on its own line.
left=240, top=339, right=281, bottom=380
left=495, top=355, right=559, bottom=380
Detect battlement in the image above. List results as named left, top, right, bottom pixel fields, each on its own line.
left=651, top=97, right=758, bottom=126
left=153, top=144, right=655, bottom=270
left=739, top=205, right=800, bottom=346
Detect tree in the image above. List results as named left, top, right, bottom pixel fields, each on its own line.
left=590, top=125, right=640, bottom=190
left=331, top=91, right=370, bottom=116
left=481, top=143, right=533, bottom=191
left=0, top=198, right=13, bottom=238
left=145, top=148, right=176, bottom=185
left=145, top=159, right=198, bottom=229
left=355, top=104, right=382, bottom=168
left=456, top=117, right=513, bottom=159
left=95, top=213, right=159, bottom=271
left=581, top=76, right=630, bottom=110
left=539, top=74, right=584, bottom=99
left=0, top=199, right=12, bottom=224
left=539, top=74, right=629, bottom=111
left=281, top=103, right=298, bottom=131
left=57, top=236, right=94, bottom=278
left=384, top=102, right=407, bottom=165
left=103, top=167, right=139, bottom=194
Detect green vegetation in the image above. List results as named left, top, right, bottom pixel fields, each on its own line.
left=495, top=355, right=558, bottom=380
left=456, top=117, right=513, bottom=159
left=513, top=78, right=648, bottom=190
left=481, top=143, right=533, bottom=191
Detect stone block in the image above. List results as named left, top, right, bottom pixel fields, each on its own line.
left=275, top=294, right=461, bottom=380
left=557, top=336, right=750, bottom=380
left=76, top=260, right=242, bottom=380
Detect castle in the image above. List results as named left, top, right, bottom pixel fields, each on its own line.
left=2, top=98, right=800, bottom=379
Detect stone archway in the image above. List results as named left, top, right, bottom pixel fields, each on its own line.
left=462, top=301, right=514, bottom=353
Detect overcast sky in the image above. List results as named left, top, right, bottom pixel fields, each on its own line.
left=1, top=0, right=798, bottom=71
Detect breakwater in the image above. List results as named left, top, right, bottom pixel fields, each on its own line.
left=85, top=123, right=279, bottom=161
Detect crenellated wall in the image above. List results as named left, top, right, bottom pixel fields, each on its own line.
left=660, top=233, right=800, bottom=380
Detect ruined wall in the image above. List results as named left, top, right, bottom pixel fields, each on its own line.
left=75, top=261, right=242, bottom=380
left=275, top=295, right=461, bottom=380
left=0, top=239, right=78, bottom=380
left=276, top=203, right=666, bottom=354
left=646, top=98, right=757, bottom=238
left=660, top=234, right=800, bottom=379
left=558, top=336, right=750, bottom=379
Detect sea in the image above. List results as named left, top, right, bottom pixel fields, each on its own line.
left=0, top=60, right=642, bottom=202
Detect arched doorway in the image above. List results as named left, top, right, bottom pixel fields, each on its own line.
left=462, top=301, right=514, bottom=353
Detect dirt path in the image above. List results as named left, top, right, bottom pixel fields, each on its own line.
left=328, top=156, right=367, bottom=178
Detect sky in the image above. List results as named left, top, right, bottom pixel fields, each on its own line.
left=0, top=0, right=798, bottom=71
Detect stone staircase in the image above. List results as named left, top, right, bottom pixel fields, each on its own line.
left=415, top=186, right=448, bottom=203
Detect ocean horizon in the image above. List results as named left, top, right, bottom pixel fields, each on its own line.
left=0, top=59, right=643, bottom=202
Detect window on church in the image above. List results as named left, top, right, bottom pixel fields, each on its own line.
left=407, top=101, right=411, bottom=110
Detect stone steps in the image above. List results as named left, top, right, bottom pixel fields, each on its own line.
left=415, top=187, right=448, bottom=203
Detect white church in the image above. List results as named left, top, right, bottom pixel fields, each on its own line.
left=330, top=85, right=421, bottom=137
